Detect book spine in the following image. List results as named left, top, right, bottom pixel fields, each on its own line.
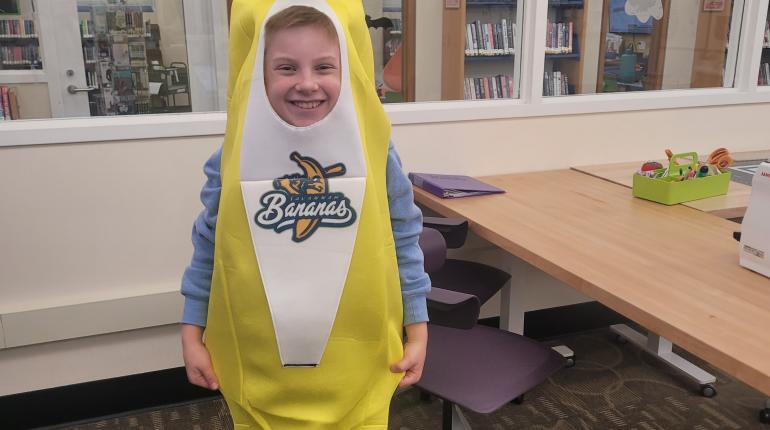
left=0, top=85, right=5, bottom=121
left=1, top=86, right=9, bottom=120
left=502, top=19, right=509, bottom=54
left=465, top=24, right=474, bottom=56
left=9, top=87, right=19, bottom=120
left=475, top=20, right=483, bottom=55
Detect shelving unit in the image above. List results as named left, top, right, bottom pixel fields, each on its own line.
left=442, top=0, right=586, bottom=99
left=0, top=1, right=41, bottom=120
left=442, top=0, right=520, bottom=100
left=0, top=16, right=42, bottom=70
left=77, top=2, right=153, bottom=116
left=543, top=0, right=585, bottom=96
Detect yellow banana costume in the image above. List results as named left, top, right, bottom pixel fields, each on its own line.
left=206, top=0, right=404, bottom=428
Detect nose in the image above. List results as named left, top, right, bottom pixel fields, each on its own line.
left=294, top=70, right=319, bottom=93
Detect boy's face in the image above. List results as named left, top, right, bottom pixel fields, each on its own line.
left=264, top=25, right=341, bottom=127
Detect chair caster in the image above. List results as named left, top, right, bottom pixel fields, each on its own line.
left=759, top=408, right=770, bottom=424
left=700, top=384, right=717, bottom=398
left=512, top=394, right=524, bottom=405
left=552, top=345, right=575, bottom=368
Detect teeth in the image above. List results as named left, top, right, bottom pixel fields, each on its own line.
left=293, top=101, right=322, bottom=109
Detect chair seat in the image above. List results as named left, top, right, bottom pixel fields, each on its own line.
left=418, top=324, right=564, bottom=414
left=429, top=259, right=511, bottom=306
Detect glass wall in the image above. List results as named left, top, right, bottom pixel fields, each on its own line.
left=0, top=0, right=227, bottom=120
left=543, top=0, right=743, bottom=97
left=759, top=2, right=770, bottom=85
left=364, top=0, right=407, bottom=103
left=0, top=0, right=767, bottom=124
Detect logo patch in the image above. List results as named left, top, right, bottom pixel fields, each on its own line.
left=254, top=152, right=357, bottom=242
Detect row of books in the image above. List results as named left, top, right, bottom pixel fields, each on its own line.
left=464, top=75, right=514, bottom=100
left=0, top=19, right=36, bottom=38
left=0, top=86, right=21, bottom=121
left=92, top=89, right=151, bottom=116
left=0, top=45, right=40, bottom=65
left=105, top=9, right=147, bottom=35
left=545, top=21, right=573, bottom=55
left=543, top=71, right=570, bottom=96
left=85, top=59, right=150, bottom=93
left=81, top=8, right=149, bottom=37
left=465, top=19, right=516, bottom=57
left=758, top=63, right=770, bottom=86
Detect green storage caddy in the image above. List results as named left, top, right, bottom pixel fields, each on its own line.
left=632, top=152, right=731, bottom=205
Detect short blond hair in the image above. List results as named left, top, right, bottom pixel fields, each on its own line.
left=265, top=6, right=338, bottom=45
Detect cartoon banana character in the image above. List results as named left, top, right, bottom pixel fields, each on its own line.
left=275, top=152, right=346, bottom=241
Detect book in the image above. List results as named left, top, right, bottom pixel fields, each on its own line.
left=8, top=87, right=19, bottom=120
left=408, top=173, right=505, bottom=199
left=113, top=69, right=134, bottom=96
left=112, top=42, right=130, bottom=67
left=1, top=86, right=10, bottom=120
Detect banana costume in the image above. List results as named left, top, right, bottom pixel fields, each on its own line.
left=206, top=0, right=404, bottom=428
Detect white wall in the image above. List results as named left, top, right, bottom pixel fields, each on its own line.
left=2, top=102, right=770, bottom=395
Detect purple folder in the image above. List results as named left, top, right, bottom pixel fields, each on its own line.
left=409, top=172, right=505, bottom=199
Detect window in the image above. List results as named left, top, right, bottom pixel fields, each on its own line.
left=0, top=0, right=227, bottom=121
left=543, top=0, right=744, bottom=96
left=758, top=1, right=770, bottom=85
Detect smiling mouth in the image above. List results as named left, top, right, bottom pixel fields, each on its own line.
left=291, top=101, right=324, bottom=110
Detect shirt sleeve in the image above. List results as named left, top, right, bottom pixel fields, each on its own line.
left=386, top=142, right=431, bottom=326
left=180, top=147, right=222, bottom=327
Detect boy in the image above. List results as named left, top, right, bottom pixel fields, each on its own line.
left=180, top=2, right=430, bottom=429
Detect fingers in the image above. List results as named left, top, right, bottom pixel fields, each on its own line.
left=186, top=365, right=220, bottom=391
left=200, top=366, right=220, bottom=390
left=390, top=358, right=409, bottom=374
left=390, top=357, right=423, bottom=388
left=398, top=369, right=422, bottom=388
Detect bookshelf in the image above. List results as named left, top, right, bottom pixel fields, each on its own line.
left=442, top=0, right=587, bottom=100
left=543, top=0, right=585, bottom=96
left=442, top=0, right=520, bottom=100
left=0, top=16, right=41, bottom=71
left=78, top=3, right=153, bottom=116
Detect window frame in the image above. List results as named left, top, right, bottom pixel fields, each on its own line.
left=3, top=0, right=770, bottom=147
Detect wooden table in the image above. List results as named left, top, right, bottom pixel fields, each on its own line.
left=571, top=151, right=769, bottom=219
left=413, top=170, right=770, bottom=397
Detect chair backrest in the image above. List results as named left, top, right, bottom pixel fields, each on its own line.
left=418, top=226, right=446, bottom=273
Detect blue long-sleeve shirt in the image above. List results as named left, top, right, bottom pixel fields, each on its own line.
left=181, top=142, right=431, bottom=327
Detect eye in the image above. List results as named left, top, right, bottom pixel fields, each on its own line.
left=276, top=64, right=296, bottom=72
left=316, top=64, right=337, bottom=72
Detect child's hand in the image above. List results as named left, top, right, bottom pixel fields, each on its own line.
left=181, top=324, right=220, bottom=391
left=390, top=322, right=428, bottom=388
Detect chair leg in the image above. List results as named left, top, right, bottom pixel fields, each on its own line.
left=442, top=399, right=473, bottom=430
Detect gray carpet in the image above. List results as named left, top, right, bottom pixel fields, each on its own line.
left=57, top=328, right=770, bottom=429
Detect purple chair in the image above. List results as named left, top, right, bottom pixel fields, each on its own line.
left=416, top=220, right=565, bottom=430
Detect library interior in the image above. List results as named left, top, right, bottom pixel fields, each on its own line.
left=1, top=0, right=770, bottom=429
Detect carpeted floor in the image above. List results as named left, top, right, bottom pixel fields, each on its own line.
left=55, top=328, right=770, bottom=429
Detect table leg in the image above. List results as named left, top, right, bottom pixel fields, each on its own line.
left=610, top=324, right=717, bottom=396
left=501, top=284, right=575, bottom=366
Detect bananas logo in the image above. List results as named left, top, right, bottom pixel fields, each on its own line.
left=254, top=152, right=357, bottom=242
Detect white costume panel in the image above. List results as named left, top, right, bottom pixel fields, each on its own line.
left=239, top=0, right=366, bottom=366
